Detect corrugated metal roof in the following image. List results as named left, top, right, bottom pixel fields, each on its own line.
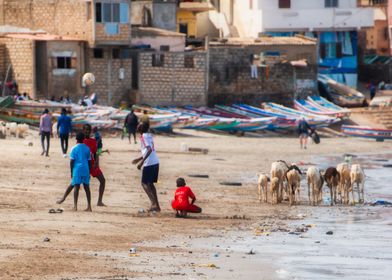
left=209, top=36, right=317, bottom=46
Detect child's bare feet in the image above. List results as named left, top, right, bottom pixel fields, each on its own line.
left=84, top=207, right=92, bottom=212
left=73, top=206, right=77, bottom=211
left=56, top=198, right=64, bottom=204
left=97, top=201, right=106, bottom=207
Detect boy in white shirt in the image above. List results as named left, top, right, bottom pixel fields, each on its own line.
left=132, top=122, right=160, bottom=212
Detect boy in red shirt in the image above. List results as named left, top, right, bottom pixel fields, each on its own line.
left=172, top=178, right=202, bottom=217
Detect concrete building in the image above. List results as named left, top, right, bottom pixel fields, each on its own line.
left=358, top=0, right=389, bottom=56
left=199, top=0, right=375, bottom=87
left=0, top=0, right=133, bottom=105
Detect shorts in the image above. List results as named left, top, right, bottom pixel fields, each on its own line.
left=72, top=175, right=90, bottom=186
left=127, top=126, right=136, bottom=134
left=299, top=132, right=308, bottom=138
left=142, top=164, right=159, bottom=184
left=90, top=166, right=103, bottom=178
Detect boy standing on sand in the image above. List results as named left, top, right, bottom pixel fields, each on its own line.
left=57, top=124, right=107, bottom=206
left=132, top=122, right=160, bottom=212
left=70, top=132, right=92, bottom=211
left=172, top=178, right=202, bottom=218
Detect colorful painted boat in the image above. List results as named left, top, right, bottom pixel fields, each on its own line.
left=341, top=125, right=392, bottom=140
left=294, top=97, right=350, bottom=118
left=307, top=96, right=350, bottom=118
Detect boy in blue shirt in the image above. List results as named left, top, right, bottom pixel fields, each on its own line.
left=70, top=132, right=92, bottom=211
left=57, top=108, right=72, bottom=157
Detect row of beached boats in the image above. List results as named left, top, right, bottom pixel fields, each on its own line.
left=1, top=95, right=391, bottom=139
left=0, top=95, right=348, bottom=132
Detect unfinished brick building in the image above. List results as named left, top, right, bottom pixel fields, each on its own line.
left=0, top=0, right=133, bottom=105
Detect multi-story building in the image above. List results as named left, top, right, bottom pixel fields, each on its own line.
left=358, top=0, right=390, bottom=56
left=0, top=0, right=133, bottom=104
left=201, top=0, right=375, bottom=87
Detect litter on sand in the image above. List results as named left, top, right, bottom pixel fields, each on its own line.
left=219, top=182, right=242, bottom=186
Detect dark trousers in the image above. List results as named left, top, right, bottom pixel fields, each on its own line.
left=41, top=131, right=50, bottom=155
left=60, top=133, right=69, bottom=154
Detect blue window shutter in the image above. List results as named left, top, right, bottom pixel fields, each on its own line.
left=120, top=3, right=128, bottom=23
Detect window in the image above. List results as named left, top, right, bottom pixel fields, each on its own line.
left=57, top=57, right=72, bottom=69
left=93, top=48, right=104, bottom=59
left=112, top=48, right=120, bottom=59
left=152, top=54, right=164, bottom=67
left=279, top=0, right=291, bottom=8
left=325, top=0, right=338, bottom=8
left=184, top=56, right=194, bottom=68
left=95, top=2, right=128, bottom=23
left=320, top=42, right=342, bottom=59
left=160, top=45, right=170, bottom=52
left=120, top=49, right=132, bottom=59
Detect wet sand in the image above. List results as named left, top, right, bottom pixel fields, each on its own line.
left=0, top=130, right=391, bottom=279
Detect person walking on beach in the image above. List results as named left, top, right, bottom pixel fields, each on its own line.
left=298, top=117, right=311, bottom=149
left=172, top=178, right=202, bottom=218
left=39, top=108, right=52, bottom=156
left=124, top=109, right=138, bottom=144
left=132, top=122, right=160, bottom=212
left=69, top=132, right=92, bottom=211
left=57, top=108, right=72, bottom=157
left=57, top=124, right=107, bottom=206
left=140, top=110, right=150, bottom=125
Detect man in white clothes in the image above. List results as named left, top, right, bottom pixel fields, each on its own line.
left=132, top=122, right=161, bottom=212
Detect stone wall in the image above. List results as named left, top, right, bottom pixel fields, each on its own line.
left=0, top=37, right=35, bottom=96
left=139, top=51, right=207, bottom=106
left=208, top=46, right=318, bottom=106
left=95, top=23, right=132, bottom=45
left=88, top=48, right=133, bottom=106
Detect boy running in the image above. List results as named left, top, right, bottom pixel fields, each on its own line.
left=69, top=132, right=92, bottom=211
left=171, top=178, right=202, bottom=217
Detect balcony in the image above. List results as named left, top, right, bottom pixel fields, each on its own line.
left=178, top=0, right=215, bottom=12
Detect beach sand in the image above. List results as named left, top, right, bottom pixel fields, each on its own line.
left=0, top=130, right=391, bottom=279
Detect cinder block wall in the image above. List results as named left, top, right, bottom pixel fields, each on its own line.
left=208, top=46, right=318, bottom=106
left=139, top=51, right=207, bottom=106
left=0, top=37, right=35, bottom=96
left=88, top=49, right=133, bottom=106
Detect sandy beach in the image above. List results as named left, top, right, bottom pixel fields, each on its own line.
left=0, top=130, right=391, bottom=279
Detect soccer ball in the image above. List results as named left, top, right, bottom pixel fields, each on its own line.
left=82, top=72, right=95, bottom=86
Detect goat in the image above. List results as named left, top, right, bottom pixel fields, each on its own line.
left=307, top=166, right=324, bottom=206
left=337, top=163, right=351, bottom=204
left=350, top=164, right=365, bottom=204
left=270, top=177, right=280, bottom=205
left=270, top=160, right=289, bottom=203
left=286, top=164, right=302, bottom=206
left=324, top=167, right=340, bottom=206
left=257, top=174, right=270, bottom=203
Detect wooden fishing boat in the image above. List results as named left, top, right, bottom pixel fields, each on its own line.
left=341, top=125, right=392, bottom=140
left=318, top=75, right=365, bottom=107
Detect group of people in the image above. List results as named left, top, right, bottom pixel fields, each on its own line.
left=39, top=107, right=202, bottom=217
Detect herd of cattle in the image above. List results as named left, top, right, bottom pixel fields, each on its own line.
left=258, top=160, right=365, bottom=206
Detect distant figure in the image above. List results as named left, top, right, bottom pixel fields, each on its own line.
left=249, top=54, right=259, bottom=79
left=69, top=132, right=92, bottom=211
left=140, top=110, right=150, bottom=125
left=50, top=96, right=56, bottom=102
left=57, top=108, right=72, bottom=157
left=172, top=177, right=202, bottom=218
left=90, top=92, right=98, bottom=105
left=22, top=92, right=30, bottom=100
left=369, top=82, right=376, bottom=100
left=39, top=108, right=52, bottom=156
left=83, top=96, right=93, bottom=108
left=93, top=127, right=109, bottom=155
left=65, top=95, right=72, bottom=104
left=132, top=122, right=160, bottom=212
left=297, top=117, right=311, bottom=150
left=124, top=109, right=139, bottom=144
